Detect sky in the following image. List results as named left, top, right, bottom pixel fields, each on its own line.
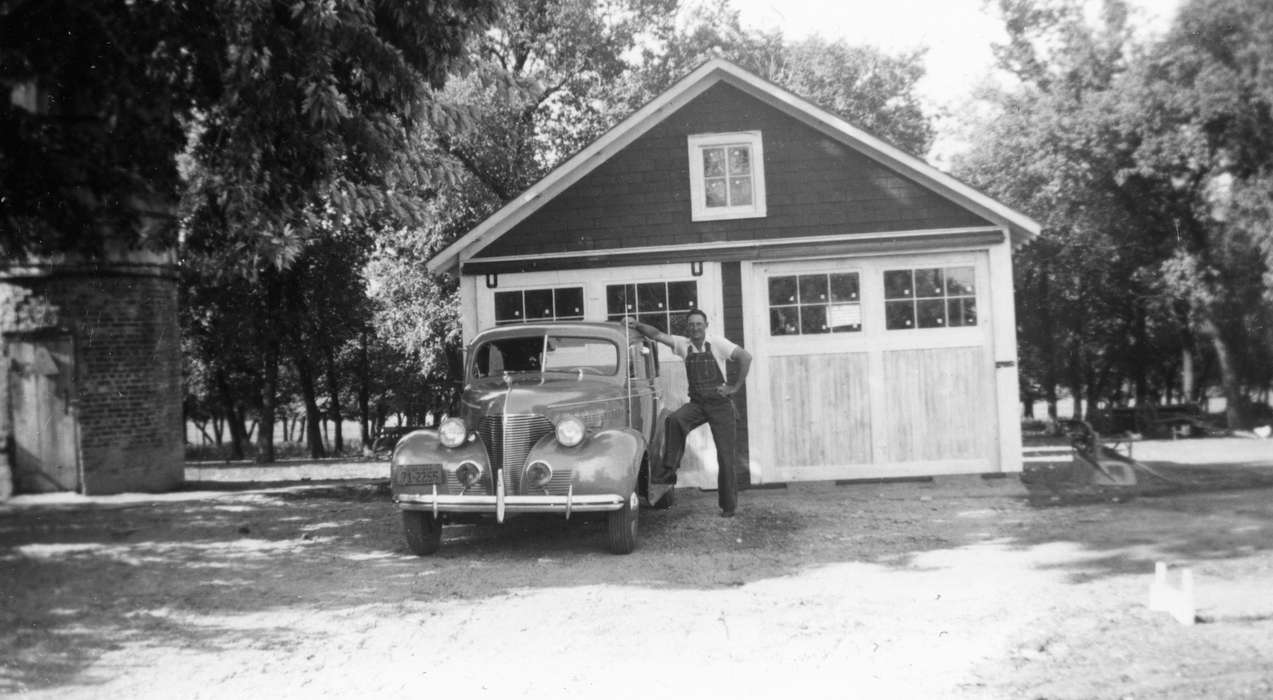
left=723, top=0, right=1184, bottom=161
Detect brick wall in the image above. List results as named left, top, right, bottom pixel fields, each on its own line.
left=1, top=263, right=183, bottom=496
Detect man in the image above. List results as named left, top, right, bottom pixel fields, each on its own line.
left=626, top=310, right=751, bottom=517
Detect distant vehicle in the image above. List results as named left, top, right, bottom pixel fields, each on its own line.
left=388, top=321, right=674, bottom=555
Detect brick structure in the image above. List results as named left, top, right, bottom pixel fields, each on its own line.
left=1, top=251, right=183, bottom=497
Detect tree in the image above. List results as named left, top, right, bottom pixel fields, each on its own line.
left=1, top=0, right=218, bottom=256
left=954, top=0, right=1189, bottom=423
left=1129, top=0, right=1273, bottom=427
left=176, top=0, right=499, bottom=461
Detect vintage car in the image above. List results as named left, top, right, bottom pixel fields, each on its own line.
left=389, top=321, right=675, bottom=555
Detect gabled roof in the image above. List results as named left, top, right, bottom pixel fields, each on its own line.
left=427, top=58, right=1040, bottom=275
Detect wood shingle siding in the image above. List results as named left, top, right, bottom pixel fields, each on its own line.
left=475, top=84, right=989, bottom=262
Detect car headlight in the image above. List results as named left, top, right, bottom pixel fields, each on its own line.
left=525, top=461, right=553, bottom=488
left=438, top=418, right=468, bottom=448
left=555, top=416, right=586, bottom=447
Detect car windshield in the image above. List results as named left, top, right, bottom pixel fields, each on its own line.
left=471, top=335, right=619, bottom=377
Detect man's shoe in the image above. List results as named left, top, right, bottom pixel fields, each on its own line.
left=720, top=509, right=735, bottom=518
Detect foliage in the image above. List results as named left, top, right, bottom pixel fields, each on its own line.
left=170, top=0, right=499, bottom=459
left=1129, top=0, right=1273, bottom=422
left=958, top=0, right=1273, bottom=425
left=0, top=0, right=216, bottom=256
left=373, top=0, right=941, bottom=382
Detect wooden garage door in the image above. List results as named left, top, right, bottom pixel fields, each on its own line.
left=747, top=253, right=998, bottom=482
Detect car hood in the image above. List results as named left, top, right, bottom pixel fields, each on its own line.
left=462, top=374, right=627, bottom=421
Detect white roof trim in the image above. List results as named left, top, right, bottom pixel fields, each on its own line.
left=428, top=59, right=1040, bottom=275
left=466, top=226, right=1004, bottom=266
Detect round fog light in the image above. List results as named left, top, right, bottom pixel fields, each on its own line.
left=456, top=461, right=482, bottom=488
left=525, top=461, right=553, bottom=488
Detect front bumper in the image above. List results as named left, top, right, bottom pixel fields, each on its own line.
left=395, top=482, right=626, bottom=523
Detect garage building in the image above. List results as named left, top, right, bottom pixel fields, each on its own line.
left=427, top=59, right=1040, bottom=488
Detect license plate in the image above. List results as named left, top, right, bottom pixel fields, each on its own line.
left=398, top=464, right=444, bottom=486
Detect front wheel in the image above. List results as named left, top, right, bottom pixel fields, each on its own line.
left=607, top=491, right=639, bottom=554
left=403, top=510, right=442, bottom=556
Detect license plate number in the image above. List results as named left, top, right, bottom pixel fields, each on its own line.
left=398, top=464, right=444, bottom=486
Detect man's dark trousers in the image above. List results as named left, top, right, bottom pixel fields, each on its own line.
left=662, top=397, right=739, bottom=514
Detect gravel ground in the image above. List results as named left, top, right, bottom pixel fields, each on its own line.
left=2, top=438, right=1272, bottom=699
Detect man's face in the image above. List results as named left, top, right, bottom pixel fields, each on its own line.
left=686, top=314, right=708, bottom=343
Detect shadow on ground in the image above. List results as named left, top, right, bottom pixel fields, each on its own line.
left=2, top=454, right=1271, bottom=692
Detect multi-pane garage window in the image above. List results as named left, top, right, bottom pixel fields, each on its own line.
left=494, top=287, right=584, bottom=325
left=767, top=272, right=861, bottom=335
left=883, top=266, right=976, bottom=330
left=606, top=281, right=699, bottom=335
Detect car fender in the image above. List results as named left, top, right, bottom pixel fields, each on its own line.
left=390, top=429, right=490, bottom=490
left=525, top=427, right=645, bottom=495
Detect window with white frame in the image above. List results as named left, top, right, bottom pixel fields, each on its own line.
left=883, top=266, right=977, bottom=330
left=494, top=287, right=584, bottom=325
left=687, top=132, right=766, bottom=221
left=767, top=272, right=862, bottom=336
left=605, top=280, right=699, bottom=335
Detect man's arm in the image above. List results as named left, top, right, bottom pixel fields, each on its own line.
left=720, top=346, right=752, bottom=397
left=625, top=318, right=676, bottom=348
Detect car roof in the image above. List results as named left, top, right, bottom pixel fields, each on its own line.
left=471, top=321, right=642, bottom=344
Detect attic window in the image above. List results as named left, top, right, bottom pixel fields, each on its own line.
left=687, top=131, right=766, bottom=221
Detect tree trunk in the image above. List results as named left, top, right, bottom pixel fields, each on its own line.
left=216, top=370, right=247, bottom=460
left=358, top=329, right=371, bottom=454
left=257, top=339, right=278, bottom=463
left=256, top=272, right=281, bottom=464
left=294, top=350, right=326, bottom=459
left=1202, top=322, right=1247, bottom=429
left=325, top=346, right=344, bottom=454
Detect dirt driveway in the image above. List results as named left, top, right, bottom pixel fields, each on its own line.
left=2, top=439, right=1272, bottom=699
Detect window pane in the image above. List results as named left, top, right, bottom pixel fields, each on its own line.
left=884, top=270, right=914, bottom=299
left=917, top=299, right=946, bottom=328
left=704, top=178, right=727, bottom=207
left=727, top=146, right=750, bottom=174
left=554, top=288, right=584, bottom=319
left=885, top=300, right=914, bottom=329
left=769, top=276, right=798, bottom=305
left=800, top=304, right=828, bottom=334
left=495, top=291, right=523, bottom=324
left=668, top=281, right=698, bottom=310
left=703, top=147, right=726, bottom=177
left=914, top=268, right=943, bottom=298
left=607, top=284, right=636, bottom=316
left=637, top=282, right=667, bottom=312
left=799, top=274, right=828, bottom=303
left=828, top=303, right=862, bottom=333
left=829, top=273, right=859, bottom=302
left=770, top=308, right=799, bottom=336
left=945, top=266, right=975, bottom=296
left=524, top=289, right=554, bottom=319
left=948, top=297, right=977, bottom=326
left=638, top=312, right=667, bottom=334
left=668, top=312, right=690, bottom=336
left=729, top=176, right=752, bottom=205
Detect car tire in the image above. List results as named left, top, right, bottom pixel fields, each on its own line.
left=403, top=510, right=442, bottom=556
left=652, top=485, right=675, bottom=510
left=607, top=491, right=638, bottom=554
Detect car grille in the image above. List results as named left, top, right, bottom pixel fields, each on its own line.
left=478, top=414, right=553, bottom=493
